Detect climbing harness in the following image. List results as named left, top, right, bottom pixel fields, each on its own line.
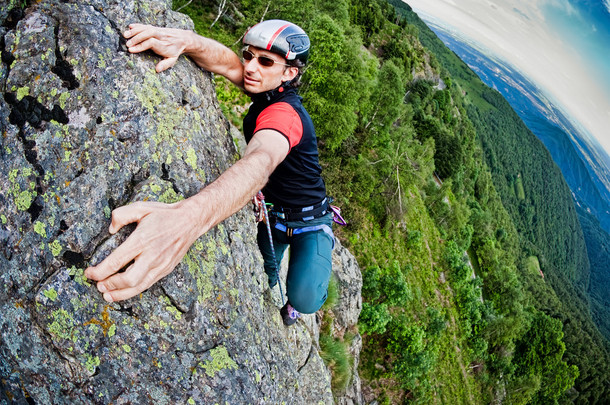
left=268, top=197, right=348, bottom=227
left=256, top=191, right=286, bottom=306
left=271, top=197, right=330, bottom=221
left=253, top=192, right=348, bottom=306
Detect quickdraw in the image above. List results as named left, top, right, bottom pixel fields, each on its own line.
left=330, top=204, right=347, bottom=226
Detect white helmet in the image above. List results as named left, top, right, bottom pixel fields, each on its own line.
left=243, top=20, right=310, bottom=64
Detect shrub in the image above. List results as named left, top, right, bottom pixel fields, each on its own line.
left=319, top=334, right=353, bottom=392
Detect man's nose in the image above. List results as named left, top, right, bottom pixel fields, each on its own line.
left=244, top=58, right=262, bottom=71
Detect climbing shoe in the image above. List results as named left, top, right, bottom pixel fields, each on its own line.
left=280, top=302, right=301, bottom=326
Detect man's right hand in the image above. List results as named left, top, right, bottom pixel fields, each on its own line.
left=84, top=199, right=204, bottom=302
left=124, top=23, right=191, bottom=72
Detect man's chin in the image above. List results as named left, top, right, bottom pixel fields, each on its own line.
left=243, top=81, right=260, bottom=94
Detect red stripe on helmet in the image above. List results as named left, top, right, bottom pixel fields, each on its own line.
left=267, top=24, right=290, bottom=51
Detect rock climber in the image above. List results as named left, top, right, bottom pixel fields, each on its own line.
left=85, top=20, right=334, bottom=326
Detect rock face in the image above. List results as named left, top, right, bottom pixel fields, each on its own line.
left=330, top=240, right=363, bottom=405
left=0, top=0, right=362, bottom=404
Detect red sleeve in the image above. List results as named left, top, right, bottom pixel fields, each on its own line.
left=254, top=102, right=303, bottom=150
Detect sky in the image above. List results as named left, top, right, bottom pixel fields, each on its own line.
left=404, top=0, right=610, bottom=158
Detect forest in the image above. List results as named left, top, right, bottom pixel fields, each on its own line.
left=177, top=0, right=610, bottom=402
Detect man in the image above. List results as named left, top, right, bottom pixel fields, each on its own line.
left=85, top=20, right=334, bottom=326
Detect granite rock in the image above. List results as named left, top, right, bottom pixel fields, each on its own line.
left=0, top=0, right=362, bottom=403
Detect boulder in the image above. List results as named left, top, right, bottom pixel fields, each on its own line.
left=0, top=0, right=362, bottom=403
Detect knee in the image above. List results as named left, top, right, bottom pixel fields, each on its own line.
left=287, top=280, right=328, bottom=314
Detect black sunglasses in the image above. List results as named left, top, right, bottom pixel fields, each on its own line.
left=242, top=49, right=290, bottom=68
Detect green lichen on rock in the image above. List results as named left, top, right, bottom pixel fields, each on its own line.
left=8, top=168, right=37, bottom=211
left=84, top=354, right=100, bottom=374
left=68, top=266, right=90, bottom=286
left=43, top=288, right=58, bottom=301
left=149, top=183, right=162, bottom=193
left=202, top=345, right=238, bottom=378
left=49, top=240, right=62, bottom=257
left=48, top=309, right=76, bottom=342
left=154, top=107, right=186, bottom=147
left=134, top=69, right=190, bottom=152
left=59, top=92, right=70, bottom=109
left=135, top=68, right=166, bottom=115
left=159, top=295, right=182, bottom=320
left=185, top=147, right=198, bottom=170
left=16, top=86, right=29, bottom=100
left=97, top=53, right=106, bottom=69
left=183, top=238, right=219, bottom=303
left=34, top=221, right=47, bottom=238
left=159, top=187, right=182, bottom=204
left=15, top=190, right=35, bottom=211
left=70, top=297, right=86, bottom=312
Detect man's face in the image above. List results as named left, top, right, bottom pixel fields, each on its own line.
left=242, top=46, right=298, bottom=94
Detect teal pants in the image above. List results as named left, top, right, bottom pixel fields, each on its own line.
left=257, top=211, right=334, bottom=314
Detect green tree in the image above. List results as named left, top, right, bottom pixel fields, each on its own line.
left=511, top=311, right=579, bottom=404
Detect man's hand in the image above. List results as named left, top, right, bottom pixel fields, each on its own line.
left=85, top=131, right=289, bottom=302
left=84, top=200, right=202, bottom=302
left=124, top=22, right=244, bottom=86
left=124, top=23, right=190, bottom=72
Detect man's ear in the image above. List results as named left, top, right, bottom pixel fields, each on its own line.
left=282, top=66, right=299, bottom=82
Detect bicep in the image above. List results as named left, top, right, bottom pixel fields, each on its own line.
left=223, top=63, right=245, bottom=88
left=244, top=130, right=290, bottom=174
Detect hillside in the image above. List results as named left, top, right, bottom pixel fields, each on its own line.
left=414, top=25, right=610, bottom=350
left=397, top=0, right=610, bottom=402
left=578, top=207, right=610, bottom=342
left=435, top=29, right=610, bottom=235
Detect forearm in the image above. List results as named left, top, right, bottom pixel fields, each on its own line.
left=183, top=149, right=274, bottom=238
left=183, top=31, right=244, bottom=87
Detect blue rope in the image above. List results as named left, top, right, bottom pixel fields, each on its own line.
left=259, top=192, right=285, bottom=307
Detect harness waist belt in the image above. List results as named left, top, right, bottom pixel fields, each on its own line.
left=271, top=197, right=329, bottom=221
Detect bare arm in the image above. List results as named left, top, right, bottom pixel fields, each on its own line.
left=84, top=130, right=289, bottom=302
left=124, top=23, right=244, bottom=87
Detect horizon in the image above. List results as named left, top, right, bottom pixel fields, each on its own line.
left=404, top=0, right=610, bottom=160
